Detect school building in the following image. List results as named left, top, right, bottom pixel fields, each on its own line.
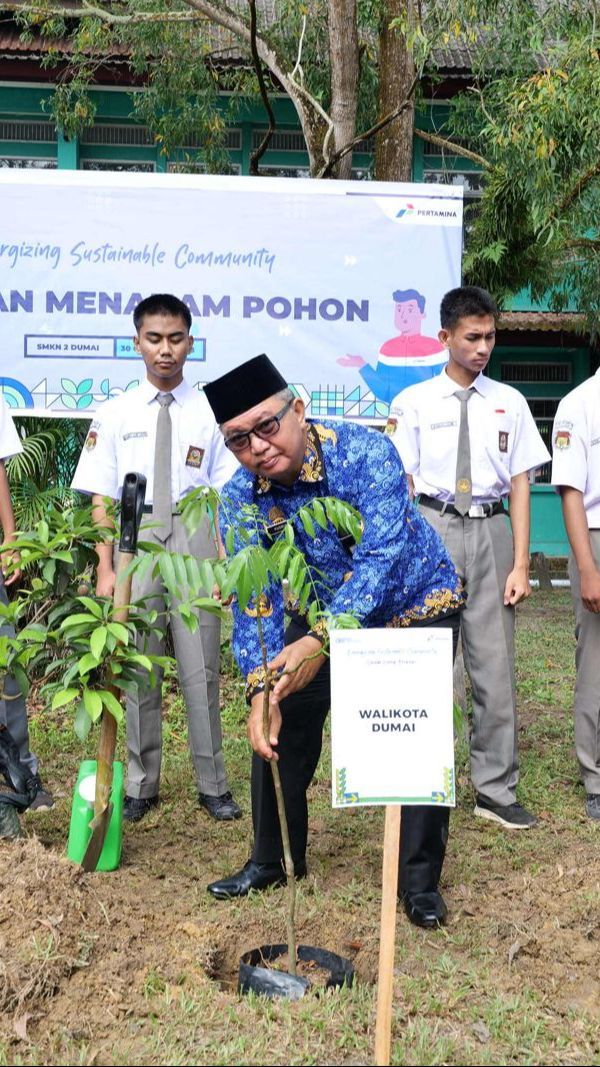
left=0, top=14, right=592, bottom=554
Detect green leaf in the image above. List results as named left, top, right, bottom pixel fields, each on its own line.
left=90, top=626, right=108, bottom=660
left=12, top=665, right=29, bottom=697
left=51, top=687, right=79, bottom=710
left=288, top=552, right=303, bottom=591
left=173, top=552, right=189, bottom=592
left=129, top=653, right=153, bottom=673
left=159, top=552, right=179, bottom=596
left=41, top=559, right=56, bottom=585
left=51, top=549, right=73, bottom=563
left=273, top=543, right=291, bottom=578
left=299, top=508, right=316, bottom=538
left=83, top=687, right=103, bottom=722
left=107, top=622, right=129, bottom=644
left=98, top=689, right=124, bottom=723
left=284, top=522, right=295, bottom=545
left=78, top=652, right=100, bottom=676
left=199, top=559, right=216, bottom=596
left=299, top=584, right=311, bottom=612
left=77, top=596, right=104, bottom=619
left=225, top=525, right=235, bottom=555
left=74, top=700, right=92, bottom=741
left=235, top=559, right=255, bottom=612
left=311, top=499, right=328, bottom=530
left=60, top=613, right=100, bottom=630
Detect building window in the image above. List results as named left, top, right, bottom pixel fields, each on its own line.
left=167, top=161, right=241, bottom=174
left=80, top=123, right=153, bottom=146
left=257, top=165, right=370, bottom=180
left=0, top=157, right=57, bottom=168
left=0, top=120, right=57, bottom=143
left=181, top=129, right=241, bottom=150
left=81, top=160, right=155, bottom=172
left=500, top=362, right=572, bottom=385
left=422, top=168, right=484, bottom=200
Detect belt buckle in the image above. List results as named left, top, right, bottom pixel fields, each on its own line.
left=467, top=504, right=486, bottom=518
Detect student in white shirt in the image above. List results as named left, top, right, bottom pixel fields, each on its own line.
left=388, top=286, right=550, bottom=829
left=72, top=294, right=240, bottom=823
left=552, top=370, right=600, bottom=820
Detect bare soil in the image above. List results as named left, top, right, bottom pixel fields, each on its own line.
left=1, top=592, right=599, bottom=1065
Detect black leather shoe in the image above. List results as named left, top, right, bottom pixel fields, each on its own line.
left=123, top=794, right=159, bottom=822
left=402, top=890, right=448, bottom=929
left=198, top=790, right=242, bottom=821
left=207, top=858, right=307, bottom=899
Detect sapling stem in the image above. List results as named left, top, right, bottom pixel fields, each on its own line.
left=256, top=612, right=297, bottom=977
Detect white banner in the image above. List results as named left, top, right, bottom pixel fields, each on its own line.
left=0, top=170, right=462, bottom=418
left=330, top=628, right=455, bottom=807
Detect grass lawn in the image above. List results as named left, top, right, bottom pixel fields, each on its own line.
left=1, top=590, right=600, bottom=1066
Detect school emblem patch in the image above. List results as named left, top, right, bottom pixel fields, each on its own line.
left=498, top=430, right=509, bottom=453
left=457, top=478, right=471, bottom=493
left=84, top=430, right=98, bottom=451
left=554, top=430, right=571, bottom=450
left=384, top=417, right=398, bottom=436
left=185, top=445, right=205, bottom=468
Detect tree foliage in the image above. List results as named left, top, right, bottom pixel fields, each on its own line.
left=420, top=1, right=600, bottom=326
left=6, top=0, right=600, bottom=320
left=7, top=416, right=89, bottom=527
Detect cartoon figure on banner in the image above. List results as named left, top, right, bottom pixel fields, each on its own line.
left=338, top=288, right=447, bottom=405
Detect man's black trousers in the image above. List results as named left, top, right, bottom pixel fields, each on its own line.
left=251, top=614, right=460, bottom=895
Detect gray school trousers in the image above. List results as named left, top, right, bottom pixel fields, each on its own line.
left=125, top=514, right=227, bottom=799
left=418, top=505, right=518, bottom=806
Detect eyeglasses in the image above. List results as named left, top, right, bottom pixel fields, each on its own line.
left=224, top=399, right=294, bottom=454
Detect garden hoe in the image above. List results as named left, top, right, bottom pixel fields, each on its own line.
left=69, top=472, right=146, bottom=873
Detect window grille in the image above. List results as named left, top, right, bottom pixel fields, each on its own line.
left=500, top=363, right=571, bottom=385
left=0, top=120, right=56, bottom=143
left=80, top=124, right=153, bottom=146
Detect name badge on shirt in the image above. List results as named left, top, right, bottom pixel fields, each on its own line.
left=498, top=430, right=509, bottom=453
left=123, top=431, right=148, bottom=442
left=186, top=445, right=205, bottom=468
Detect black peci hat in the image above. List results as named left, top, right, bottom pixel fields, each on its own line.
left=204, top=354, right=288, bottom=424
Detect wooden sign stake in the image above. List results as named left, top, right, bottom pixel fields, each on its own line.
left=374, top=804, right=402, bottom=1066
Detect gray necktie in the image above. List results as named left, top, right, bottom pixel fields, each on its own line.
left=454, top=388, right=474, bottom=515
left=152, top=392, right=174, bottom=542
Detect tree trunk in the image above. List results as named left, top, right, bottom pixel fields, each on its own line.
left=328, top=0, right=360, bottom=179
left=375, top=1, right=416, bottom=182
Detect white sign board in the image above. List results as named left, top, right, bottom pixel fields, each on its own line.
left=0, top=170, right=462, bottom=417
left=330, top=627, right=455, bottom=807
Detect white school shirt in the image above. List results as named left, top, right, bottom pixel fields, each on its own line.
left=551, top=369, right=600, bottom=528
left=0, top=398, right=23, bottom=463
left=388, top=368, right=550, bottom=503
left=72, top=377, right=238, bottom=503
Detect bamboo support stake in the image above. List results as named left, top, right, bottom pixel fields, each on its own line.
left=374, top=804, right=402, bottom=1067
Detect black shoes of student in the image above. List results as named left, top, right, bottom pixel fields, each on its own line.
left=401, top=890, right=448, bottom=929
left=123, top=794, right=159, bottom=822
left=207, top=858, right=307, bottom=899
left=198, top=790, right=242, bottom=821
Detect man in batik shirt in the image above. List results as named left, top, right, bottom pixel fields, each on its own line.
left=204, top=355, right=464, bottom=928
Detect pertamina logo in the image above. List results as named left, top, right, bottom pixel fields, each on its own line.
left=396, top=202, right=459, bottom=220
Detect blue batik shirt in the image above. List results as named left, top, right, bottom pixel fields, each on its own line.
left=219, top=420, right=464, bottom=698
